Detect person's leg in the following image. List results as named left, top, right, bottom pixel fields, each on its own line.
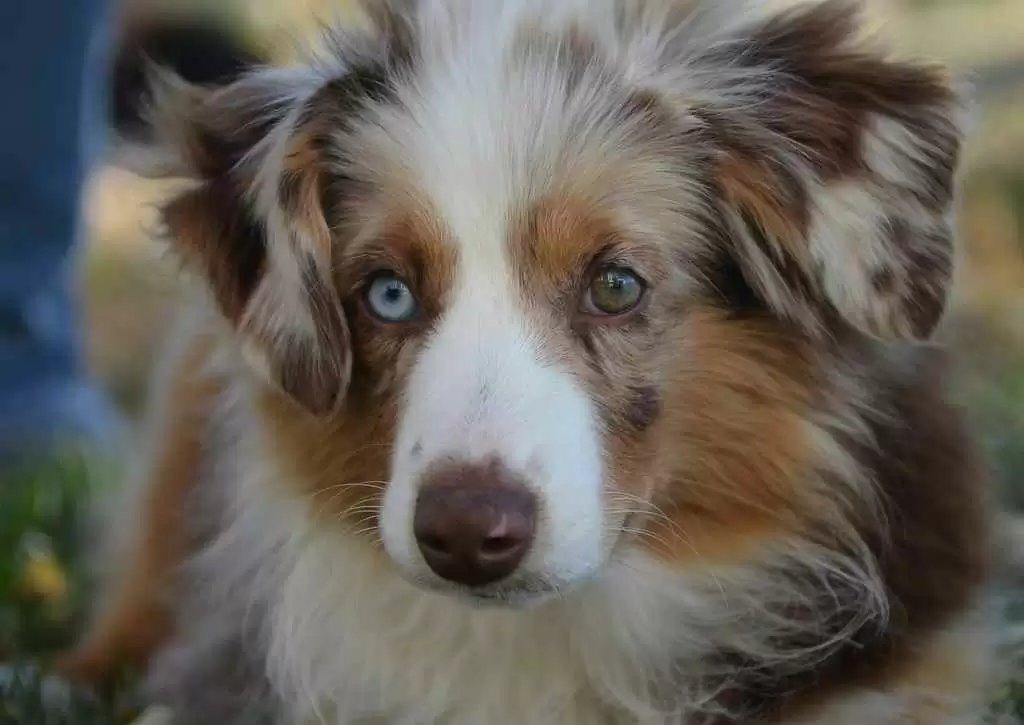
left=0, top=1, right=119, bottom=462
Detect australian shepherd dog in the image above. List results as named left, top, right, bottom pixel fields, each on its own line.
left=61, top=1, right=996, bottom=723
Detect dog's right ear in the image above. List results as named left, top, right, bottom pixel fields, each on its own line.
left=113, top=58, right=353, bottom=416
left=108, top=10, right=265, bottom=177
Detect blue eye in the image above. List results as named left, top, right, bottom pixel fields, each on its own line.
left=365, top=273, right=418, bottom=322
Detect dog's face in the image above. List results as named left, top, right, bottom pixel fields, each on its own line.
left=131, top=0, right=963, bottom=605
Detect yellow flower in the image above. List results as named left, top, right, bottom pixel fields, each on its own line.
left=18, top=548, right=68, bottom=602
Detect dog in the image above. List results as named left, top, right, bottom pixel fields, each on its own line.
left=61, top=0, right=998, bottom=722
left=109, top=4, right=263, bottom=141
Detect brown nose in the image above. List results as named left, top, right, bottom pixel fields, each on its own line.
left=413, top=462, right=537, bottom=587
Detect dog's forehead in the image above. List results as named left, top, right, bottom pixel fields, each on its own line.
left=334, top=54, right=707, bottom=286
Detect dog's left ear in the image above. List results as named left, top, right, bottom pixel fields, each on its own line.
left=697, top=0, right=967, bottom=341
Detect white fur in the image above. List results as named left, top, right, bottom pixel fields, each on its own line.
left=374, top=68, right=611, bottom=591
left=169, top=355, right=905, bottom=725
left=356, top=0, right=690, bottom=597
left=381, top=262, right=608, bottom=595
left=123, top=1, right=989, bottom=723
left=185, top=430, right=957, bottom=725
left=806, top=179, right=892, bottom=330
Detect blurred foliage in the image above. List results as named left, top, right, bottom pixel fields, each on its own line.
left=0, top=455, right=142, bottom=724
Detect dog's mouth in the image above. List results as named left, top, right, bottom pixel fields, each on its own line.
left=412, top=573, right=569, bottom=609
left=464, top=583, right=560, bottom=608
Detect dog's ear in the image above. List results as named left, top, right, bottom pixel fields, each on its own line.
left=114, top=62, right=352, bottom=416
left=696, top=0, right=966, bottom=341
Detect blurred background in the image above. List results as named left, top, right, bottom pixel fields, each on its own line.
left=2, top=0, right=1023, bottom=722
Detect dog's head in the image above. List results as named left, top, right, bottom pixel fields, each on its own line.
left=124, top=0, right=965, bottom=605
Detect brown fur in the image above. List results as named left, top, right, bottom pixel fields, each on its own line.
left=161, top=182, right=266, bottom=325
left=699, top=1, right=961, bottom=344
left=738, top=345, right=990, bottom=722
left=66, top=1, right=994, bottom=721
left=259, top=209, right=457, bottom=523
left=641, top=309, right=817, bottom=565
left=57, top=329, right=221, bottom=682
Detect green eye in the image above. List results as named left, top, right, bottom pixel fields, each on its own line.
left=584, top=266, right=645, bottom=316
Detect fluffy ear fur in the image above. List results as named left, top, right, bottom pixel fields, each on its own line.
left=695, top=0, right=966, bottom=341
left=110, top=11, right=263, bottom=145
left=115, top=61, right=352, bottom=416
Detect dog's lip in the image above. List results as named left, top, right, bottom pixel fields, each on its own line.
left=460, top=585, right=559, bottom=609
left=410, top=574, right=563, bottom=608
left=467, top=585, right=542, bottom=601
left=393, top=552, right=610, bottom=607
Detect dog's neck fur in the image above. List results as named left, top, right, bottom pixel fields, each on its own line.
left=168, top=353, right=915, bottom=725
left=127, top=308, right=991, bottom=725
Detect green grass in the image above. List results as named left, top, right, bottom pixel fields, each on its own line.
left=992, top=607, right=1024, bottom=724
left=0, top=453, right=143, bottom=725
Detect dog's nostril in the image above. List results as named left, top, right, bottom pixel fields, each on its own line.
left=479, top=535, right=522, bottom=556
left=412, top=463, right=537, bottom=587
left=417, top=532, right=450, bottom=555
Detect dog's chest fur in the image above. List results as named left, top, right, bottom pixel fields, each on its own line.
left=142, top=377, right=987, bottom=725
left=150, top=399, right=745, bottom=725
left=190, top=467, right=696, bottom=723
left=166, top=491, right=985, bottom=725
left=270, top=542, right=692, bottom=725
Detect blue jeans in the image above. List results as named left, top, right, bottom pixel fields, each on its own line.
left=0, top=1, right=120, bottom=462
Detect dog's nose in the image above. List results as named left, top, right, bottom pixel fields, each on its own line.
left=413, top=463, right=537, bottom=587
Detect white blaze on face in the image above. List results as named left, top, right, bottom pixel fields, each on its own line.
left=379, top=225, right=606, bottom=592
left=371, top=26, right=614, bottom=593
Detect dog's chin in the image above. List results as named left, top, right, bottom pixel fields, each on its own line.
left=399, top=570, right=571, bottom=610
left=458, top=585, right=561, bottom=610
